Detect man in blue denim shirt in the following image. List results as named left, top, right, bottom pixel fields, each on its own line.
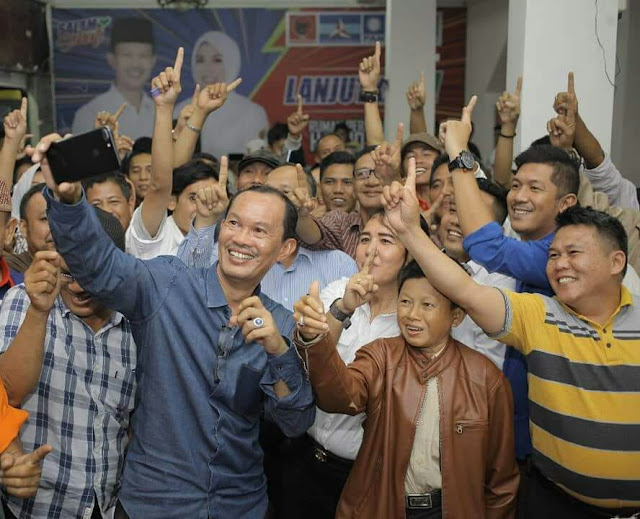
left=35, top=131, right=315, bottom=518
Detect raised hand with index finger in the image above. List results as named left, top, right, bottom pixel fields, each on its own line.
left=406, top=71, right=426, bottom=111
left=341, top=247, right=379, bottom=314
left=290, top=164, right=316, bottom=217
left=359, top=41, right=381, bottom=92
left=553, top=71, right=578, bottom=118
left=194, top=156, right=230, bottom=228
left=287, top=94, right=310, bottom=139
left=496, top=76, right=521, bottom=126
left=370, top=122, right=404, bottom=184
left=150, top=47, right=184, bottom=107
left=443, top=95, right=477, bottom=160
left=3, top=97, right=28, bottom=144
left=381, top=157, right=421, bottom=237
left=197, top=77, right=242, bottom=115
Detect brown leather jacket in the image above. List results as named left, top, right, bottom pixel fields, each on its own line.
left=295, top=334, right=519, bottom=519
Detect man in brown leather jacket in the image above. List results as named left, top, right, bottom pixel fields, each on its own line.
left=293, top=261, right=519, bottom=518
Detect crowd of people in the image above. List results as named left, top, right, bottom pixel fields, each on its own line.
left=0, top=36, right=639, bottom=519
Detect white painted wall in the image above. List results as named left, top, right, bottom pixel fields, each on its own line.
left=507, top=0, right=619, bottom=156
left=384, top=0, right=437, bottom=137
left=465, top=0, right=509, bottom=164
left=611, top=1, right=640, bottom=186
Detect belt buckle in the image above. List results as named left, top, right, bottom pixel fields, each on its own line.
left=314, top=446, right=327, bottom=462
left=406, top=493, right=433, bottom=509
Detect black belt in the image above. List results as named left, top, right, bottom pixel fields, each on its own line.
left=405, top=490, right=442, bottom=509
left=298, top=434, right=355, bottom=470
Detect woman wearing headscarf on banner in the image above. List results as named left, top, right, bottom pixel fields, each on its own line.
left=175, top=31, right=269, bottom=158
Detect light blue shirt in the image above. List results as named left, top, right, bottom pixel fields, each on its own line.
left=177, top=223, right=359, bottom=311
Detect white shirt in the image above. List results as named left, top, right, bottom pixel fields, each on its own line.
left=174, top=91, right=268, bottom=158
left=307, top=278, right=400, bottom=460
left=72, top=84, right=155, bottom=140
left=451, top=260, right=516, bottom=370
left=125, top=205, right=184, bottom=259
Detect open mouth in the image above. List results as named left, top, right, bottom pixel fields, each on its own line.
left=331, top=197, right=346, bottom=206
left=447, top=229, right=463, bottom=240
left=228, top=249, right=256, bottom=262
left=557, top=276, right=577, bottom=285
left=511, top=206, right=533, bottom=218
left=404, top=324, right=424, bottom=336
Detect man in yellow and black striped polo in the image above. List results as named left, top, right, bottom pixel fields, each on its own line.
left=382, top=172, right=640, bottom=518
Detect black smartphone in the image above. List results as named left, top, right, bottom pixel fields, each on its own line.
left=46, top=127, right=121, bottom=184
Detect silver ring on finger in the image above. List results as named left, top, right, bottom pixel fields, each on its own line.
left=150, top=87, right=162, bottom=98
left=297, top=315, right=305, bottom=328
left=253, top=317, right=264, bottom=329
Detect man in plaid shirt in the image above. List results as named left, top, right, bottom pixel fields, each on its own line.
left=0, top=208, right=136, bottom=519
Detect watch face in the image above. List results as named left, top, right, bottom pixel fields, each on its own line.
left=460, top=151, right=475, bottom=170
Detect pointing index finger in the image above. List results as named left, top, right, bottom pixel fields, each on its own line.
left=394, top=122, right=404, bottom=147
left=226, top=77, right=242, bottom=93
left=296, top=163, right=308, bottom=193
left=174, top=47, right=184, bottom=76
left=297, top=94, right=303, bottom=115
left=218, top=156, right=228, bottom=189
left=113, top=102, right=127, bottom=121
left=362, top=246, right=377, bottom=274
left=20, top=97, right=28, bottom=118
left=567, top=71, right=575, bottom=94
left=406, top=157, right=417, bottom=196
left=515, top=76, right=522, bottom=96
left=309, top=280, right=321, bottom=301
left=462, top=95, right=478, bottom=125
left=419, top=70, right=425, bottom=89
left=374, top=41, right=381, bottom=63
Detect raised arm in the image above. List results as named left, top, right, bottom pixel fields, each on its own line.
left=359, top=41, right=385, bottom=146
left=144, top=47, right=184, bottom=238
left=173, top=78, right=242, bottom=168
left=0, top=251, right=63, bottom=405
left=493, top=77, right=521, bottom=188
left=382, top=157, right=507, bottom=335
left=1, top=98, right=28, bottom=188
left=407, top=71, right=428, bottom=134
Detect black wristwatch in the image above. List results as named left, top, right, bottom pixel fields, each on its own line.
left=360, top=90, right=378, bottom=103
left=448, top=150, right=475, bottom=172
left=329, top=299, right=353, bottom=329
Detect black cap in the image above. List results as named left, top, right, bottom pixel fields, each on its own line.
left=110, top=18, right=155, bottom=51
left=93, top=206, right=126, bottom=252
left=237, top=150, right=282, bottom=174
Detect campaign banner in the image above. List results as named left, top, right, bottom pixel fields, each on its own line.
left=51, top=7, right=465, bottom=162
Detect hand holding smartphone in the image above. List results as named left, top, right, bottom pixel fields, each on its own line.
left=46, top=127, right=121, bottom=184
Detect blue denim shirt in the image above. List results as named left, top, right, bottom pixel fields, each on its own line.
left=463, top=221, right=555, bottom=460
left=45, top=189, right=315, bottom=519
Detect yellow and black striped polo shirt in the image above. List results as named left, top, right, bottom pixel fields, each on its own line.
left=492, top=287, right=640, bottom=509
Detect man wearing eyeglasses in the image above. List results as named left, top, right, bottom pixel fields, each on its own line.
left=295, top=146, right=386, bottom=258
left=0, top=208, right=136, bottom=519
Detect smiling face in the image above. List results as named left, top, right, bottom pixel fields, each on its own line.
left=194, top=41, right=226, bottom=85
left=321, top=163, right=355, bottom=213
left=547, top=224, right=626, bottom=310
left=218, top=190, right=296, bottom=287
left=402, top=143, right=440, bottom=200
left=355, top=215, right=407, bottom=288
left=354, top=153, right=383, bottom=211
left=109, top=42, right=156, bottom=92
left=397, top=276, right=464, bottom=350
left=86, top=180, right=133, bottom=232
left=508, top=163, right=570, bottom=241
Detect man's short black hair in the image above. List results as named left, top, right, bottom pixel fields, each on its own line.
left=13, top=156, right=33, bottom=184
left=319, top=151, right=355, bottom=181
left=121, top=137, right=152, bottom=175
left=397, top=260, right=465, bottom=309
left=477, top=178, right=508, bottom=224
left=172, top=161, right=219, bottom=197
left=530, top=135, right=551, bottom=147
left=110, top=17, right=155, bottom=52
left=267, top=123, right=289, bottom=147
left=20, top=183, right=46, bottom=220
left=429, top=153, right=450, bottom=186
left=226, top=184, right=298, bottom=241
left=556, top=206, right=628, bottom=277
left=193, top=152, right=220, bottom=168
left=355, top=145, right=377, bottom=163
left=514, top=145, right=580, bottom=198
left=83, top=172, right=131, bottom=201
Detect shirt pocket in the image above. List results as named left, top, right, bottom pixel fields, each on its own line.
left=232, top=363, right=265, bottom=418
left=103, top=359, right=136, bottom=420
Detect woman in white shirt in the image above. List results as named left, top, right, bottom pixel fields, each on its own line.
left=281, top=212, right=416, bottom=519
left=175, top=31, right=269, bottom=158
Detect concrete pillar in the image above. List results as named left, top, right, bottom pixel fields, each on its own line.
left=384, top=0, right=437, bottom=137
left=506, top=0, right=619, bottom=154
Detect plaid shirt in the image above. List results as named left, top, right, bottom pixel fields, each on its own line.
left=0, top=285, right=136, bottom=519
left=301, top=210, right=363, bottom=259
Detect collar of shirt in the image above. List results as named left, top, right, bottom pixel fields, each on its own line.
left=557, top=285, right=634, bottom=328
left=205, top=262, right=261, bottom=308
left=106, top=83, right=154, bottom=113
left=56, top=295, right=124, bottom=327
left=281, top=247, right=313, bottom=272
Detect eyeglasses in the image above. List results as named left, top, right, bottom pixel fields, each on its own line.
left=354, top=168, right=383, bottom=181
